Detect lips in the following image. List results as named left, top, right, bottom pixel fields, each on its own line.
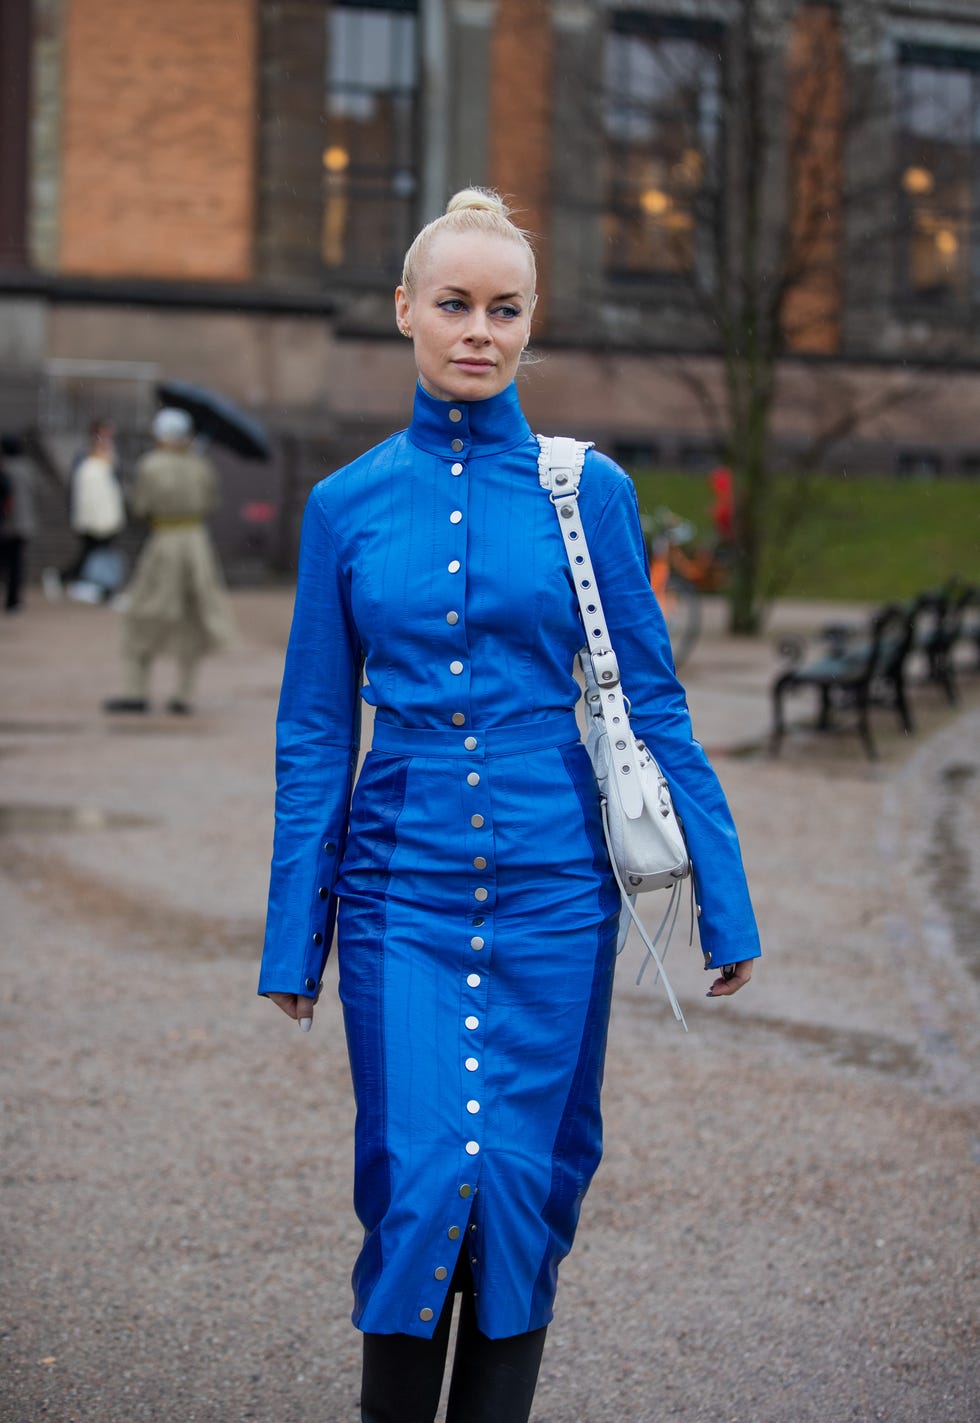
left=453, top=359, right=495, bottom=372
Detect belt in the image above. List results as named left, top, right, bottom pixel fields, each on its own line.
left=152, top=517, right=202, bottom=530
left=371, top=714, right=580, bottom=760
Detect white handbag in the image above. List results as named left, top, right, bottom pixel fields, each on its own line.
left=537, top=436, right=692, bottom=1028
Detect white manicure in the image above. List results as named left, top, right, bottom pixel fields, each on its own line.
left=299, top=1018, right=312, bottom=1032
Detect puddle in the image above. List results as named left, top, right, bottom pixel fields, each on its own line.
left=715, top=738, right=769, bottom=760
left=739, top=1015, right=925, bottom=1077
left=0, top=720, right=86, bottom=735
left=0, top=803, right=154, bottom=834
left=940, top=762, right=976, bottom=788
left=623, top=993, right=924, bottom=1079
left=0, top=841, right=258, bottom=961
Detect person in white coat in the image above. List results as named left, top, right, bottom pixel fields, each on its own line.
left=43, top=419, right=126, bottom=601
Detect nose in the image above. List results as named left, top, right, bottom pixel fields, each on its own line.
left=463, top=307, right=492, bottom=344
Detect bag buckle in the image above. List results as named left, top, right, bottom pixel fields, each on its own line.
left=592, top=647, right=620, bottom=687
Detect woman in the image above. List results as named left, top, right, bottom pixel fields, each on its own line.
left=259, top=190, right=760, bottom=1423
left=104, top=408, right=236, bottom=715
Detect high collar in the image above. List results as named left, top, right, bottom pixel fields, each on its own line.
left=406, top=381, right=532, bottom=457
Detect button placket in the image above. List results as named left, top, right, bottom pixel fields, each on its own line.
left=444, top=440, right=471, bottom=730
left=460, top=739, right=494, bottom=1174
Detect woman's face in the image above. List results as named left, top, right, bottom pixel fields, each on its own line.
left=395, top=230, right=535, bottom=403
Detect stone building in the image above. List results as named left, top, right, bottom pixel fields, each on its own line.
left=1, top=0, right=978, bottom=568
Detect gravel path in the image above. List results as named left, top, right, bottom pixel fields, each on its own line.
left=1, top=591, right=977, bottom=1423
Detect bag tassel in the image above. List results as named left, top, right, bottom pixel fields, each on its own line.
left=602, top=798, right=688, bottom=1031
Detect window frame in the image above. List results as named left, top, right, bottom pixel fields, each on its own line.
left=320, top=0, right=421, bottom=281
left=601, top=10, right=725, bottom=290
left=894, top=42, right=980, bottom=316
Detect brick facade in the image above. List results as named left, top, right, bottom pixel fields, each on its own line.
left=58, top=0, right=256, bottom=280
left=488, top=0, right=554, bottom=319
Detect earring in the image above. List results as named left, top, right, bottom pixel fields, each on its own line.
left=400, top=327, right=412, bottom=339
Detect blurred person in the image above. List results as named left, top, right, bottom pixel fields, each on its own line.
left=258, top=189, right=760, bottom=1423
left=0, top=435, right=36, bottom=615
left=42, top=419, right=126, bottom=601
left=709, top=464, right=734, bottom=548
left=103, top=408, right=236, bottom=714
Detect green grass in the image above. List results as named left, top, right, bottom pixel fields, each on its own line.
left=630, top=470, right=980, bottom=602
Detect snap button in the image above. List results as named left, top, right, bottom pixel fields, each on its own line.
left=449, top=408, right=463, bottom=423
left=446, top=611, right=459, bottom=625
left=420, top=1307, right=434, bottom=1322
left=451, top=462, right=463, bottom=475
left=473, top=856, right=487, bottom=870
left=323, top=841, right=336, bottom=854
left=471, top=814, right=484, bottom=827
left=451, top=438, right=464, bottom=452
left=464, top=737, right=477, bottom=751
left=459, top=1184, right=472, bottom=1198
left=448, top=1226, right=461, bottom=1240
left=450, top=660, right=464, bottom=675
left=450, top=510, right=462, bottom=524
left=466, top=1100, right=480, bottom=1114
left=305, top=977, right=317, bottom=992
left=312, top=932, right=323, bottom=945
left=452, top=712, right=465, bottom=726
left=448, top=559, right=461, bottom=573
left=467, top=973, right=481, bottom=987
left=467, top=772, right=480, bottom=786
left=465, top=1056, right=479, bottom=1071
left=465, top=1141, right=480, bottom=1155
left=318, top=886, right=328, bottom=899
left=474, top=888, right=488, bottom=902
left=470, top=936, right=484, bottom=950
left=465, top=1015, right=479, bottom=1029
left=434, top=1266, right=448, bottom=1280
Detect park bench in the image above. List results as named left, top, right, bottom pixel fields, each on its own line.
left=910, top=578, right=977, bottom=704
left=959, top=585, right=980, bottom=671
left=771, top=602, right=914, bottom=760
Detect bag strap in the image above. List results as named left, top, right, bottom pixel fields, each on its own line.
left=536, top=435, right=644, bottom=819
left=538, top=436, right=688, bottom=1029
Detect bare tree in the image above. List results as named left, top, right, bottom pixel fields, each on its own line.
left=654, top=0, right=949, bottom=632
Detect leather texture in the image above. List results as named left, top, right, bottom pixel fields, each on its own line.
left=259, top=382, right=760, bottom=1340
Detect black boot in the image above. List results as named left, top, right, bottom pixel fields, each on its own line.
left=445, top=1285, right=547, bottom=1423
left=360, top=1305, right=454, bottom=1423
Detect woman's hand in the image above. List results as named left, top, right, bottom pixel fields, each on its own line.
left=267, top=988, right=320, bottom=1031
left=706, top=959, right=754, bottom=998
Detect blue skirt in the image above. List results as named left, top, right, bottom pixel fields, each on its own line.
left=334, top=714, right=621, bottom=1339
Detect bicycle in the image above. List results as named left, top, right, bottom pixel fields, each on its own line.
left=642, top=509, right=730, bottom=667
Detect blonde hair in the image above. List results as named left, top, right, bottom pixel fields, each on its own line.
left=400, top=187, right=537, bottom=296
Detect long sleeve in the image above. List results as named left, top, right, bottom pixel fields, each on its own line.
left=258, top=485, right=363, bottom=996
left=585, top=465, right=760, bottom=969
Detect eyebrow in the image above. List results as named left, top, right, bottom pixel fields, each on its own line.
left=438, top=285, right=523, bottom=302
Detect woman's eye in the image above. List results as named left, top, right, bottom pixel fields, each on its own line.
left=494, top=305, right=521, bottom=320
left=438, top=299, right=466, bottom=313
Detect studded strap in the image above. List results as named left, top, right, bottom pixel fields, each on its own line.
left=537, top=435, right=644, bottom=819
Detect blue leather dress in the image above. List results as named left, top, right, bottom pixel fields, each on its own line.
left=259, top=382, right=760, bottom=1340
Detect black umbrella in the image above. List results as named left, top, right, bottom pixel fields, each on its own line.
left=155, top=380, right=272, bottom=462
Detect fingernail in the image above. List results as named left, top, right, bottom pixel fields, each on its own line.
left=705, top=990, right=717, bottom=998
left=299, top=1018, right=312, bottom=1032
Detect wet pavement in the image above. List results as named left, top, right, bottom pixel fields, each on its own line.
left=1, top=590, right=978, bottom=1423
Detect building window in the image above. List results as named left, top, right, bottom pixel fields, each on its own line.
left=898, top=45, right=979, bottom=307
left=322, top=0, right=419, bottom=275
left=602, top=13, right=722, bottom=281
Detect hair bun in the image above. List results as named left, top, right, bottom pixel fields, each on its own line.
left=445, top=187, right=511, bottom=219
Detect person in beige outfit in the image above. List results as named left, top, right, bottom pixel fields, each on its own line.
left=104, top=408, right=236, bottom=715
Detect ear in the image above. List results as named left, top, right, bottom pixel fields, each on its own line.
left=394, top=286, right=411, bottom=334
